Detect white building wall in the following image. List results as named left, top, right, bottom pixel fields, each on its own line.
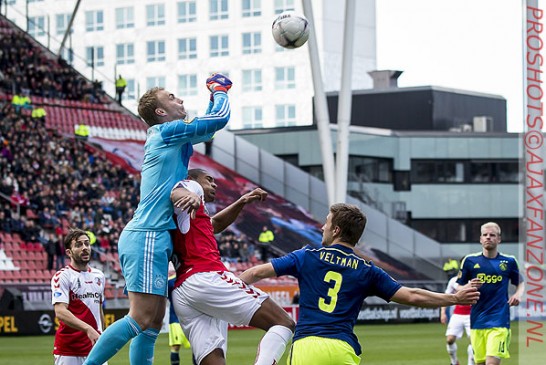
left=5, top=0, right=377, bottom=129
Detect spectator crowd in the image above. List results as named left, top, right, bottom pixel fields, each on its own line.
left=0, top=101, right=138, bottom=259
left=0, top=22, right=105, bottom=103
left=0, top=17, right=266, bottom=276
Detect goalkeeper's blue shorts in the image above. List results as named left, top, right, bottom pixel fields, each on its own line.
left=118, top=229, right=173, bottom=297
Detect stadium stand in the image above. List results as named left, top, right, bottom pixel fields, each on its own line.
left=0, top=15, right=147, bottom=140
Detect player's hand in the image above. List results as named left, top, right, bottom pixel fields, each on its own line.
left=86, top=327, right=101, bottom=345
left=468, top=278, right=483, bottom=289
left=458, top=278, right=482, bottom=292
left=173, top=192, right=201, bottom=219
left=508, top=293, right=521, bottom=306
left=206, top=73, right=232, bottom=93
left=454, top=286, right=480, bottom=305
left=240, top=188, right=268, bottom=204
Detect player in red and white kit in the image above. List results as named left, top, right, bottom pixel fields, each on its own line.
left=441, top=276, right=474, bottom=365
left=170, top=168, right=295, bottom=365
left=51, top=228, right=107, bottom=365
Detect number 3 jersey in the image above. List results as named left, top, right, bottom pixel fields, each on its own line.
left=457, top=252, right=521, bottom=329
left=271, top=244, right=401, bottom=356
left=51, top=265, right=106, bottom=356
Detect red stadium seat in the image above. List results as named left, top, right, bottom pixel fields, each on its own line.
left=12, top=233, right=23, bottom=244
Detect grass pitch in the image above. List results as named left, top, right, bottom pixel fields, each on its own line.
left=0, top=322, right=542, bottom=364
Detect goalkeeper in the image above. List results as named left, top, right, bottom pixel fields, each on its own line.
left=84, top=74, right=232, bottom=365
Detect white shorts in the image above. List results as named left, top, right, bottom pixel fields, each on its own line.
left=53, top=355, right=107, bottom=365
left=172, top=271, right=269, bottom=364
left=445, top=314, right=471, bottom=339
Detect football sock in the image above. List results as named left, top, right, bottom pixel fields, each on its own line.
left=254, top=325, right=293, bottom=365
left=446, top=342, right=458, bottom=365
left=129, top=327, right=160, bottom=365
left=467, top=344, right=475, bottom=365
left=83, top=315, right=141, bottom=365
left=170, top=351, right=180, bottom=365
left=181, top=332, right=191, bottom=349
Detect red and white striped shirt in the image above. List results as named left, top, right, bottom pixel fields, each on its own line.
left=51, top=265, right=105, bottom=356
left=172, top=180, right=228, bottom=288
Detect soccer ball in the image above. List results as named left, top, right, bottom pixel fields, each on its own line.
left=271, top=11, right=310, bottom=49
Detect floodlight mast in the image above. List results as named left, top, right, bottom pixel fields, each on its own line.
left=302, top=0, right=356, bottom=205
left=302, top=0, right=336, bottom=206
left=335, top=0, right=356, bottom=203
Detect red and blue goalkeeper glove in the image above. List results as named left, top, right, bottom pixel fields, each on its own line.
left=206, top=73, right=232, bottom=93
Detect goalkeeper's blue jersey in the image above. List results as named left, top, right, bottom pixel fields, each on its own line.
left=125, top=92, right=230, bottom=231
left=457, top=252, right=521, bottom=329
left=271, top=244, right=401, bottom=356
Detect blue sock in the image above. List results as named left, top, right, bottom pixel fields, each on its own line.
left=170, top=351, right=180, bottom=365
left=83, top=315, right=141, bottom=365
left=129, top=328, right=160, bottom=365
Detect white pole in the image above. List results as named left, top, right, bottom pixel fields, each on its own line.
left=335, top=0, right=356, bottom=203
left=302, top=0, right=336, bottom=206
left=58, top=0, right=82, bottom=56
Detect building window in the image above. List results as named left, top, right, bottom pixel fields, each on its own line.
left=210, top=0, right=229, bottom=20
left=275, top=104, right=296, bottom=126
left=242, top=32, right=261, bottom=54
left=177, top=1, right=197, bottom=23
left=241, top=69, right=262, bottom=92
left=275, top=67, right=295, bottom=89
left=470, top=161, right=520, bottom=183
left=116, top=43, right=135, bottom=65
left=125, top=79, right=136, bottom=100
left=178, top=74, right=198, bottom=96
left=274, top=0, right=295, bottom=14
left=242, top=106, right=263, bottom=128
left=56, top=13, right=71, bottom=36
left=411, top=159, right=520, bottom=184
left=146, top=76, right=166, bottom=90
left=146, top=4, right=166, bottom=26
left=28, top=16, right=45, bottom=37
left=300, top=165, right=324, bottom=181
left=242, top=0, right=261, bottom=17
left=85, top=10, right=104, bottom=32
left=412, top=160, right=465, bottom=183
left=412, top=219, right=519, bottom=243
left=146, top=40, right=166, bottom=62
left=210, top=35, right=229, bottom=57
left=349, top=156, right=393, bottom=183
left=116, top=7, right=135, bottom=29
left=275, top=43, right=289, bottom=53
left=178, top=38, right=197, bottom=59
left=86, top=46, right=104, bottom=67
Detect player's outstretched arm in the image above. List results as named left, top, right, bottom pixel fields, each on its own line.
left=161, top=78, right=231, bottom=145
left=239, top=263, right=277, bottom=285
left=391, top=285, right=480, bottom=308
left=211, top=188, right=268, bottom=233
left=456, top=277, right=483, bottom=292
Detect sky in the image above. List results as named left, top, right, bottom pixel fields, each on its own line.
left=375, top=0, right=534, bottom=132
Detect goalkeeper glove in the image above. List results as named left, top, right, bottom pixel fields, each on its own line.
left=206, top=73, right=232, bottom=93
